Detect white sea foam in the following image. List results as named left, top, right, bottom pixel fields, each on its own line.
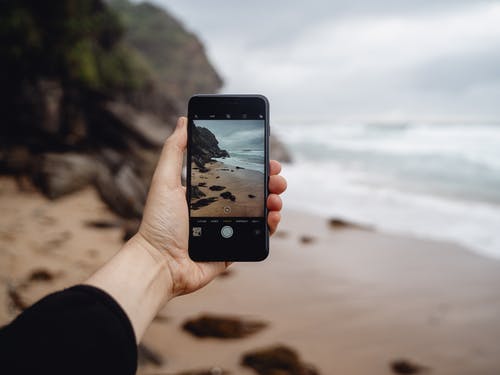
left=275, top=121, right=500, bottom=259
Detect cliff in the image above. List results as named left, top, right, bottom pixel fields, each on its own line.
left=0, top=0, right=290, bottom=231
left=191, top=125, right=230, bottom=169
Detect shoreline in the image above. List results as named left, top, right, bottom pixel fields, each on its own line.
left=1, top=177, right=500, bottom=374
left=191, top=160, right=265, bottom=217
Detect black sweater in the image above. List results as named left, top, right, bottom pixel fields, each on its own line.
left=0, top=285, right=137, bottom=375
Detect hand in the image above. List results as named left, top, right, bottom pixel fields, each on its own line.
left=136, top=117, right=287, bottom=299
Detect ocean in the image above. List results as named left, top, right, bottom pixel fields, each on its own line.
left=215, top=150, right=265, bottom=173
left=274, top=121, right=500, bottom=259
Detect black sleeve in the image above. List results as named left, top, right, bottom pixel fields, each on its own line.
left=0, top=285, right=137, bottom=375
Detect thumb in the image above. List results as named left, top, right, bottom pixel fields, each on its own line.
left=152, top=117, right=187, bottom=188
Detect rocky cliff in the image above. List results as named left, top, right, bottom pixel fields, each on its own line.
left=191, top=126, right=230, bottom=170
left=0, top=0, right=290, bottom=233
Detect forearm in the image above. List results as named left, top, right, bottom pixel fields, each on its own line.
left=85, top=234, right=173, bottom=342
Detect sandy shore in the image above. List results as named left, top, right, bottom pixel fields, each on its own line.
left=191, top=160, right=264, bottom=217
left=1, top=176, right=500, bottom=374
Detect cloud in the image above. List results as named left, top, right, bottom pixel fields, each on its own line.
left=148, top=0, right=500, bottom=121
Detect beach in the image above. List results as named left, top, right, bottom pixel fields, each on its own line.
left=191, top=160, right=265, bottom=217
left=1, top=176, right=500, bottom=374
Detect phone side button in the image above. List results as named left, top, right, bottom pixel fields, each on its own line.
left=221, top=225, right=234, bottom=239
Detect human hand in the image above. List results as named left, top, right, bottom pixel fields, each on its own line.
left=136, top=117, right=287, bottom=299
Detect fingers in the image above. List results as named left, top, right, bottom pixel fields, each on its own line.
left=268, top=211, right=281, bottom=235
left=269, top=175, right=287, bottom=194
left=152, top=117, right=187, bottom=188
left=267, top=193, right=282, bottom=211
left=270, top=160, right=281, bottom=175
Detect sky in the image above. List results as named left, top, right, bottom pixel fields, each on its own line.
left=194, top=120, right=264, bottom=151
left=146, top=0, right=500, bottom=122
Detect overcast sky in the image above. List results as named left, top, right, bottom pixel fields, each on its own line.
left=148, top=0, right=500, bottom=122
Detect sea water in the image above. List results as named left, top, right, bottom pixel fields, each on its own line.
left=274, top=121, right=500, bottom=259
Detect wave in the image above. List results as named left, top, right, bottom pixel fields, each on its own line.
left=275, top=122, right=500, bottom=260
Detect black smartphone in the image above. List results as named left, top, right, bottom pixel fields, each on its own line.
left=187, top=94, right=270, bottom=261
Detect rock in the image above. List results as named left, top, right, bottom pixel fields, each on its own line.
left=85, top=220, right=122, bottom=229
left=236, top=166, right=244, bottom=169
left=216, top=176, right=220, bottom=179
left=0, top=146, right=31, bottom=174
left=220, top=191, right=236, bottom=201
left=7, top=284, right=28, bottom=311
left=32, top=153, right=103, bottom=199
left=182, top=314, right=267, bottom=339
left=174, top=368, right=228, bottom=375
left=191, top=125, right=229, bottom=168
left=270, top=135, right=292, bottom=163
left=390, top=359, right=429, bottom=374
left=95, top=163, right=147, bottom=218
left=28, top=269, right=55, bottom=282
left=191, top=185, right=206, bottom=199
left=300, top=236, right=315, bottom=244
left=138, top=343, right=165, bottom=367
left=191, top=197, right=218, bottom=210
left=328, top=218, right=372, bottom=231
left=248, top=194, right=256, bottom=198
left=104, top=101, right=171, bottom=148
left=198, top=182, right=207, bottom=187
left=209, top=185, right=225, bottom=191
left=241, top=345, right=319, bottom=375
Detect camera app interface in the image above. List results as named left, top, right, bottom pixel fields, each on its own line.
left=189, top=117, right=266, bottom=244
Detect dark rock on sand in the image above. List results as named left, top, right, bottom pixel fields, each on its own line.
left=7, top=284, right=28, bottom=311
left=329, top=218, right=373, bottom=231
left=191, top=186, right=206, bottom=199
left=191, top=197, right=218, bottom=210
left=85, top=220, right=121, bottom=229
left=174, top=368, right=228, bottom=375
left=138, top=343, right=165, bottom=367
left=220, top=191, right=236, bottom=201
left=248, top=194, right=256, bottom=198
left=28, top=269, right=55, bottom=282
left=390, top=359, right=429, bottom=374
left=241, top=345, right=319, bottom=375
left=216, top=176, right=220, bottom=179
left=198, top=182, right=207, bottom=187
left=182, top=314, right=267, bottom=339
left=300, top=235, right=315, bottom=244
left=236, top=166, right=244, bottom=169
left=209, top=185, right=225, bottom=191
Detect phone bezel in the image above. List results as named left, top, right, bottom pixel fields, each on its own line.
left=186, top=94, right=270, bottom=262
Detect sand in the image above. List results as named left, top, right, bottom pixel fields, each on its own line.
left=191, top=161, right=265, bottom=217
left=1, top=176, right=500, bottom=375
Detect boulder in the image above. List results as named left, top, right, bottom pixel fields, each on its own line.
left=182, top=314, right=267, bottom=339
left=241, top=345, right=319, bottom=375
left=32, top=153, right=103, bottom=199
left=95, top=163, right=147, bottom=218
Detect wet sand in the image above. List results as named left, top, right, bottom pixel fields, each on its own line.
left=1, top=176, right=500, bottom=374
left=191, top=161, right=264, bottom=217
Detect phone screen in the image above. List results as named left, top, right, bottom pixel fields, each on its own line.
left=187, top=96, right=269, bottom=261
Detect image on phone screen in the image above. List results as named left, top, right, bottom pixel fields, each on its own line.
left=190, top=119, right=265, bottom=218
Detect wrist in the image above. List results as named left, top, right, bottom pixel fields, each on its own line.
left=124, top=233, right=175, bottom=304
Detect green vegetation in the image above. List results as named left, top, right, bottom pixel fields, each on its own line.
left=0, top=0, right=152, bottom=92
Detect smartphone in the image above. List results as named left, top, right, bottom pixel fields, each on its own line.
left=187, top=94, right=270, bottom=261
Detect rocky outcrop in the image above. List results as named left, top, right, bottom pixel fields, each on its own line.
left=191, top=125, right=229, bottom=168
left=241, top=345, right=319, bottom=375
